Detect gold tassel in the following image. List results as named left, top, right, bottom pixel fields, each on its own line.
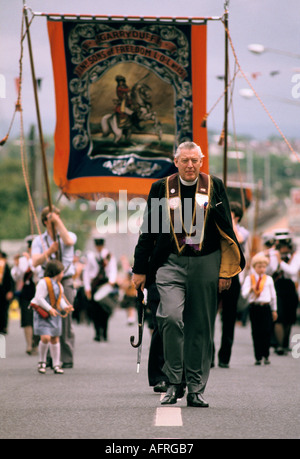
left=0, top=134, right=8, bottom=146
left=15, top=100, right=22, bottom=112
left=201, top=113, right=208, bottom=128
left=218, top=128, right=225, bottom=146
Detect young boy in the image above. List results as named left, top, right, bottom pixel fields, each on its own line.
left=241, top=253, right=278, bottom=365
left=31, top=260, right=73, bottom=374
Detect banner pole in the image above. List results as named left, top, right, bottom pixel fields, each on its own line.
left=23, top=4, right=54, bottom=216
left=223, top=2, right=229, bottom=188
left=23, top=4, right=58, bottom=250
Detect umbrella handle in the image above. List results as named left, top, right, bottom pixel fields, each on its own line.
left=130, top=287, right=144, bottom=348
left=130, top=322, right=144, bottom=348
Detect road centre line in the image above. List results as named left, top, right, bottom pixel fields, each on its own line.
left=155, top=407, right=183, bottom=426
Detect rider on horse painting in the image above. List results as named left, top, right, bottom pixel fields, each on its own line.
left=114, top=75, right=133, bottom=127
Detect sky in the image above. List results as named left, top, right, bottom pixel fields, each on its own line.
left=1, top=0, right=300, bottom=143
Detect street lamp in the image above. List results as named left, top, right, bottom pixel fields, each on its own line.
left=248, top=43, right=300, bottom=59
left=239, top=88, right=254, bottom=99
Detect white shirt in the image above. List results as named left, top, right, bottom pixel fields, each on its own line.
left=278, top=251, right=300, bottom=283
left=11, top=256, right=41, bottom=284
left=31, top=231, right=77, bottom=278
left=30, top=278, right=68, bottom=312
left=83, top=248, right=117, bottom=291
left=236, top=223, right=250, bottom=254
left=241, top=271, right=277, bottom=311
left=265, top=248, right=279, bottom=275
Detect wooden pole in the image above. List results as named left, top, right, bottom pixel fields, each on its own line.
left=23, top=4, right=61, bottom=262
left=223, top=3, right=229, bottom=188
left=23, top=5, right=54, bottom=215
left=250, top=180, right=262, bottom=257
left=23, top=5, right=58, bottom=244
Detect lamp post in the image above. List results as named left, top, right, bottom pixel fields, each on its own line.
left=248, top=43, right=300, bottom=59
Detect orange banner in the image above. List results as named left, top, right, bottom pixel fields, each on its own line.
left=47, top=18, right=208, bottom=199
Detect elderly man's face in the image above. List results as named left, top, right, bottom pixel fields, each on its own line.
left=174, top=148, right=203, bottom=182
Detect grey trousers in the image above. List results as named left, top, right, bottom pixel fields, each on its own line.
left=61, top=277, right=75, bottom=364
left=156, top=250, right=221, bottom=394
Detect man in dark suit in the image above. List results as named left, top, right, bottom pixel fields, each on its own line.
left=132, top=141, right=245, bottom=407
left=0, top=251, right=14, bottom=335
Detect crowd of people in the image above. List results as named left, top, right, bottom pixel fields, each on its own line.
left=0, top=142, right=299, bottom=408
left=1, top=207, right=139, bottom=373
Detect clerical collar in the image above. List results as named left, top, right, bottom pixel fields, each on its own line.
left=179, top=176, right=198, bottom=187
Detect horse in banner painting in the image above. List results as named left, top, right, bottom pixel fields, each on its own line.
left=100, top=78, right=162, bottom=143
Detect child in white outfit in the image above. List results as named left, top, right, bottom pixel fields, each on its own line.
left=31, top=260, right=73, bottom=374
left=241, top=253, right=278, bottom=365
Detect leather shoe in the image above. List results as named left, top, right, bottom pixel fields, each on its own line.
left=187, top=393, right=209, bottom=408
left=61, top=362, right=73, bottom=369
left=153, top=381, right=168, bottom=393
left=176, top=382, right=186, bottom=399
left=218, top=362, right=229, bottom=368
left=161, top=384, right=184, bottom=405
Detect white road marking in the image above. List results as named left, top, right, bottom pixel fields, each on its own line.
left=155, top=407, right=183, bottom=426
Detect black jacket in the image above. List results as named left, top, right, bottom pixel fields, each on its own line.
left=133, top=173, right=245, bottom=287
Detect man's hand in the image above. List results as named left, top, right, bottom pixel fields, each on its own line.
left=6, top=291, right=13, bottom=301
left=48, top=241, right=59, bottom=256
left=85, top=290, right=92, bottom=301
left=218, top=278, right=232, bottom=293
left=132, top=273, right=146, bottom=291
left=64, top=305, right=74, bottom=315
left=46, top=211, right=60, bottom=226
left=45, top=212, right=74, bottom=246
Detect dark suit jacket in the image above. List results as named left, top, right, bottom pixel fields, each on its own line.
left=133, top=173, right=245, bottom=287
left=0, top=262, right=14, bottom=302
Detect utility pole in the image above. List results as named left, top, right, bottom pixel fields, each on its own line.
left=223, top=1, right=229, bottom=188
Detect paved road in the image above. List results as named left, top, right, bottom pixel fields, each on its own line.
left=0, top=307, right=299, bottom=441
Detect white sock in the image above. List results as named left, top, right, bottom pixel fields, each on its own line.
left=49, top=342, right=61, bottom=368
left=38, top=341, right=49, bottom=363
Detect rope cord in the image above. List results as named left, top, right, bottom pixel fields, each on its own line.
left=0, top=8, right=34, bottom=146
left=17, top=8, right=48, bottom=255
left=201, top=67, right=240, bottom=128
left=222, top=19, right=300, bottom=163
